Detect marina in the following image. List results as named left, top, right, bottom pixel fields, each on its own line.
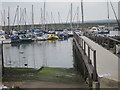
left=0, top=0, right=120, bottom=89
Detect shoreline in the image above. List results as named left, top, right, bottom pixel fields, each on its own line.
left=2, top=67, right=88, bottom=88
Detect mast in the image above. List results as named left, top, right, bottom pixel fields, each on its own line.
left=46, top=11, right=51, bottom=30
left=70, top=3, right=72, bottom=30
left=0, top=11, right=2, bottom=25
left=0, top=11, right=3, bottom=28
left=44, top=1, right=46, bottom=31
left=51, top=12, right=53, bottom=30
left=81, top=0, right=84, bottom=31
left=51, top=12, right=56, bottom=30
left=41, top=8, right=43, bottom=30
left=3, top=9, right=5, bottom=31
left=58, top=12, right=60, bottom=24
left=77, top=6, right=79, bottom=28
left=7, top=7, right=10, bottom=31
left=24, top=8, right=26, bottom=31
left=110, top=1, right=120, bottom=31
left=32, top=5, right=34, bottom=30
left=58, top=12, right=61, bottom=30
left=66, top=9, right=70, bottom=28
left=17, top=5, right=19, bottom=31
left=46, top=14, right=48, bottom=31
left=107, top=1, right=110, bottom=30
left=20, top=8, right=21, bottom=30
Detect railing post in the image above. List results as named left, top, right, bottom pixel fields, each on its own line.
left=102, top=36, right=104, bottom=46
left=88, top=46, right=91, bottom=64
left=95, top=35, right=97, bottom=43
left=82, top=39, right=83, bottom=49
left=107, top=38, right=110, bottom=50
left=84, top=41, right=86, bottom=55
left=93, top=50, right=97, bottom=81
left=76, top=33, right=78, bottom=43
left=79, top=38, right=81, bottom=46
left=114, top=41, right=116, bottom=54
left=98, top=36, right=100, bottom=44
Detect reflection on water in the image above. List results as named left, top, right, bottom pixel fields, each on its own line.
left=3, top=38, right=73, bottom=69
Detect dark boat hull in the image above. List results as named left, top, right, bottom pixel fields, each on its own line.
left=20, top=39, right=33, bottom=43
left=98, top=31, right=109, bottom=34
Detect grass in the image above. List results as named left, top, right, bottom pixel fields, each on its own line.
left=3, top=67, right=85, bottom=84
left=3, top=68, right=37, bottom=82
left=35, top=67, right=84, bottom=83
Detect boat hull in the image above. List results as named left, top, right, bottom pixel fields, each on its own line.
left=20, top=39, right=33, bottom=43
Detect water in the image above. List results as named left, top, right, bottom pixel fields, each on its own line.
left=3, top=38, right=73, bottom=69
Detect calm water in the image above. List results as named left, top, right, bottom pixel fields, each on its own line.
left=3, top=38, right=73, bottom=69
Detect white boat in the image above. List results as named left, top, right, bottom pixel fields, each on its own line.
left=68, top=31, right=73, bottom=37
left=12, top=30, right=17, bottom=35
left=107, top=30, right=120, bottom=36
left=36, top=34, right=48, bottom=41
left=89, top=27, right=99, bottom=34
left=0, top=35, right=11, bottom=44
left=3, top=39, right=11, bottom=44
left=19, top=34, right=33, bottom=43
left=0, top=40, right=11, bottom=44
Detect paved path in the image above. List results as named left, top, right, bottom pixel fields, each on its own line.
left=20, top=81, right=88, bottom=88
left=3, top=81, right=88, bottom=88
left=81, top=36, right=120, bottom=82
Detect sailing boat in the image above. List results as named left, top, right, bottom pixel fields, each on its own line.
left=56, top=12, right=68, bottom=40
left=19, top=6, right=33, bottom=43
left=1, top=7, right=11, bottom=44
left=36, top=2, right=48, bottom=41
left=47, top=11, right=59, bottom=40
left=11, top=6, right=20, bottom=43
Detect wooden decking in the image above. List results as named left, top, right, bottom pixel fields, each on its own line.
left=81, top=36, right=119, bottom=82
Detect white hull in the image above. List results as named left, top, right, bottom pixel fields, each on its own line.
left=0, top=40, right=11, bottom=44
left=37, top=35, right=48, bottom=41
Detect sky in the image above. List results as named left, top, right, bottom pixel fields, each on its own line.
left=0, top=0, right=119, bottom=26
left=0, top=0, right=120, bottom=2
